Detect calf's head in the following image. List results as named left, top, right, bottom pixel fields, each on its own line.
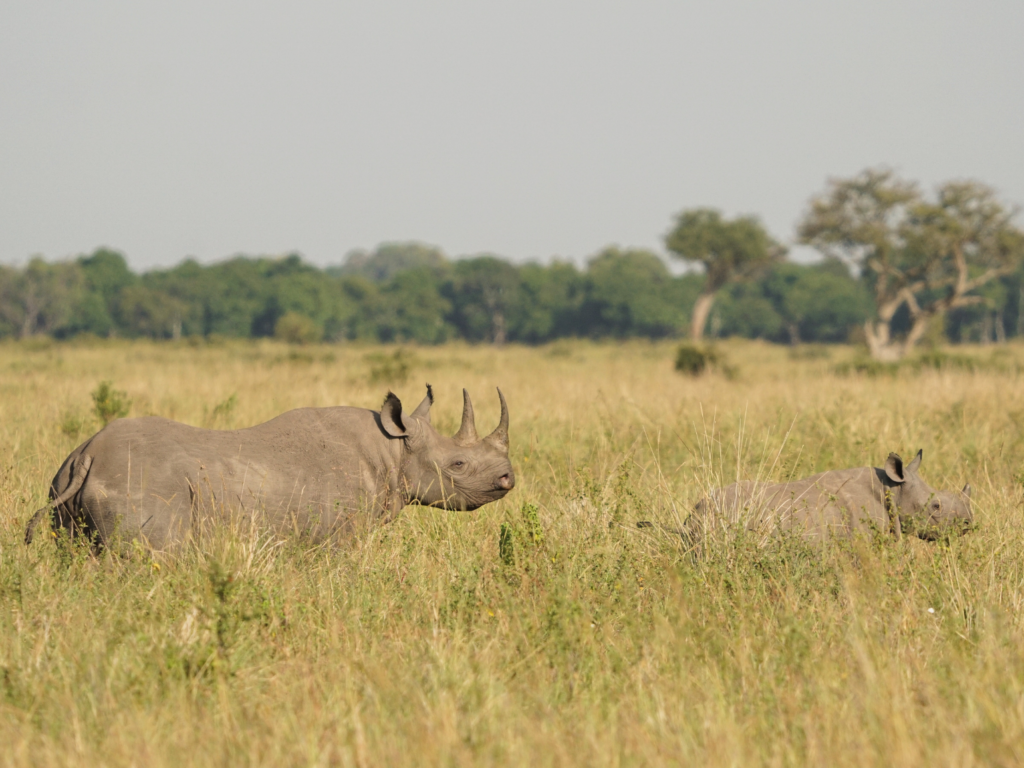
left=883, top=450, right=973, bottom=539
left=379, top=385, right=515, bottom=510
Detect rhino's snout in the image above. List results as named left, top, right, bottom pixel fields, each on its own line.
left=496, top=471, right=515, bottom=492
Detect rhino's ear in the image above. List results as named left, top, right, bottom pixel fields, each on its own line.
left=884, top=453, right=906, bottom=483
left=962, top=483, right=972, bottom=499
left=379, top=392, right=408, bottom=438
left=410, top=383, right=433, bottom=424
left=906, top=449, right=923, bottom=474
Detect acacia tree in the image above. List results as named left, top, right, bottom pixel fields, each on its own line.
left=665, top=209, right=784, bottom=340
left=798, top=168, right=1024, bottom=361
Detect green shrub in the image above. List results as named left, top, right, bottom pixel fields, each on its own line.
left=498, top=523, right=515, bottom=567
left=674, top=342, right=723, bottom=376
left=365, top=349, right=413, bottom=385
left=91, top=381, right=131, bottom=425
left=914, top=349, right=978, bottom=371
left=59, top=410, right=91, bottom=438
left=832, top=357, right=901, bottom=377
left=787, top=344, right=831, bottom=361
left=832, top=349, right=1017, bottom=377
left=497, top=502, right=547, bottom=572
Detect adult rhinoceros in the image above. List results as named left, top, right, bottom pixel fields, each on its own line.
left=679, top=450, right=973, bottom=544
left=25, top=385, right=515, bottom=551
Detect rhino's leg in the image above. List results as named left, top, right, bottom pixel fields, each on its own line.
left=24, top=455, right=94, bottom=545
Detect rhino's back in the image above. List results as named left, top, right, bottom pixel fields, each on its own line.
left=690, top=467, right=890, bottom=541
left=66, top=407, right=396, bottom=549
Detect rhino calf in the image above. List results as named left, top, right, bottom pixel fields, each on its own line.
left=25, top=386, right=515, bottom=551
left=683, top=450, right=972, bottom=544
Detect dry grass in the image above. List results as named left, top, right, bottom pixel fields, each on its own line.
left=2, top=337, right=1024, bottom=766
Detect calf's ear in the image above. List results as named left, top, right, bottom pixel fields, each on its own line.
left=884, top=453, right=905, bottom=483
left=907, top=449, right=923, bottom=474
left=483, top=388, right=509, bottom=454
left=380, top=392, right=407, bottom=437
left=410, top=383, right=433, bottom=424
left=962, top=483, right=972, bottom=499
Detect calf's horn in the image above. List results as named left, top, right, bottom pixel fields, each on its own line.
left=453, top=389, right=478, bottom=445
left=485, top=388, right=509, bottom=453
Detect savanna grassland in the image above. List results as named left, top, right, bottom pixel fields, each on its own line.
left=2, top=338, right=1024, bottom=767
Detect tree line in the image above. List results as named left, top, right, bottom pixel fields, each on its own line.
left=2, top=168, right=1022, bottom=358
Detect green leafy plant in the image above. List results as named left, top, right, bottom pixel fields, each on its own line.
left=91, top=381, right=131, bottom=425
left=59, top=410, right=90, bottom=438
left=674, top=342, right=725, bottom=376
left=498, top=523, right=515, bottom=568
left=520, top=503, right=545, bottom=548
left=497, top=502, right=546, bottom=571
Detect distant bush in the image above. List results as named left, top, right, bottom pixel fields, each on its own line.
left=675, top=343, right=730, bottom=377
left=833, top=349, right=1022, bottom=377
left=787, top=344, right=831, bottom=361
left=365, top=349, right=413, bottom=385
left=914, top=349, right=979, bottom=372
left=674, top=343, right=717, bottom=375
left=274, top=312, right=321, bottom=345
left=832, top=358, right=901, bottom=377
left=60, top=410, right=90, bottom=438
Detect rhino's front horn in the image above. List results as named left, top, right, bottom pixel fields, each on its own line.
left=453, top=389, right=478, bottom=445
left=485, top=388, right=509, bottom=454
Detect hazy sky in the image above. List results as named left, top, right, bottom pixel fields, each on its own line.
left=2, top=1, right=1022, bottom=270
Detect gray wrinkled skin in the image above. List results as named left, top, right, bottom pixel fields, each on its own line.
left=686, top=450, right=973, bottom=544
left=25, top=386, right=515, bottom=552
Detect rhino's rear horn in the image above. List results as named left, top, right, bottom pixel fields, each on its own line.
left=485, top=388, right=509, bottom=454
left=453, top=389, right=478, bottom=445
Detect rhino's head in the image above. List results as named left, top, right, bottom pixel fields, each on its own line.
left=379, top=385, right=515, bottom=511
left=883, top=450, right=973, bottom=539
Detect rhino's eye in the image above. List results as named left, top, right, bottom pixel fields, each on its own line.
left=449, top=459, right=467, bottom=471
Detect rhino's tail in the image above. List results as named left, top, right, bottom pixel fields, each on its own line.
left=24, top=455, right=93, bottom=545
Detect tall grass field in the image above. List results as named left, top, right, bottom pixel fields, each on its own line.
left=2, top=338, right=1024, bottom=766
